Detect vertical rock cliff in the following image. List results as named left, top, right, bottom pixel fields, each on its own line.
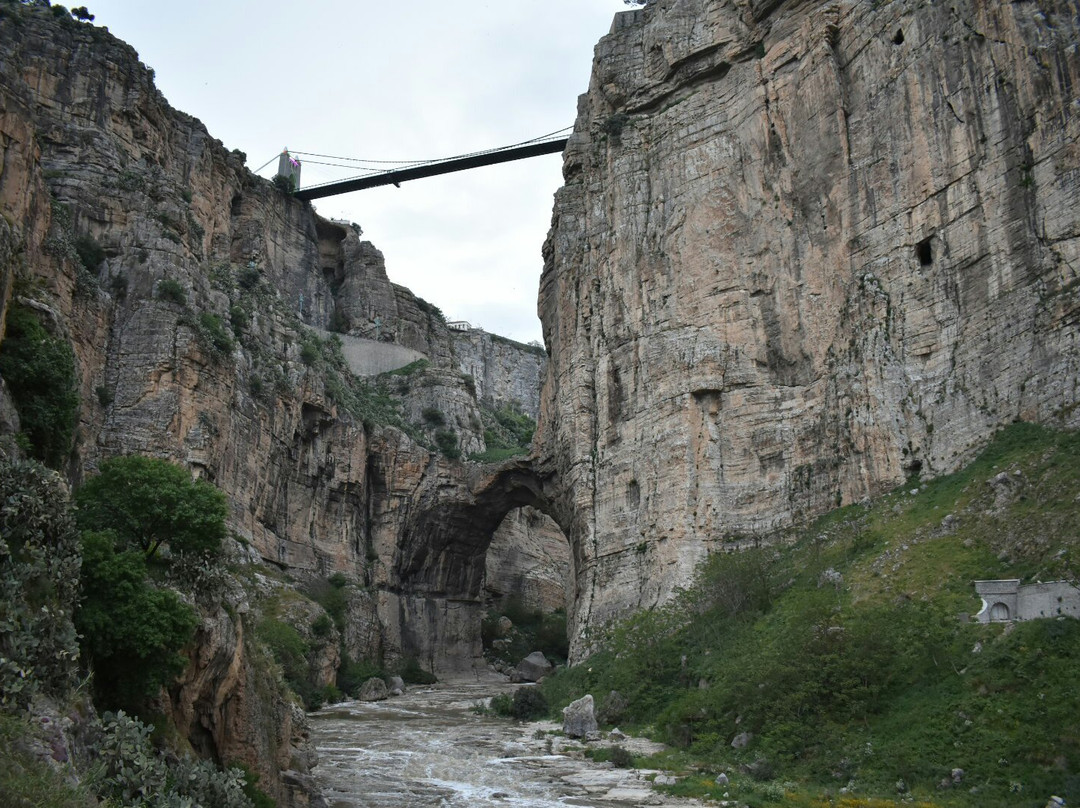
left=539, top=0, right=1080, bottom=646
left=0, top=5, right=559, bottom=800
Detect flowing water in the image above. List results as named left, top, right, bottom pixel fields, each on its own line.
left=309, top=677, right=705, bottom=808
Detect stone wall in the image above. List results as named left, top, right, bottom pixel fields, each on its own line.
left=975, top=579, right=1080, bottom=623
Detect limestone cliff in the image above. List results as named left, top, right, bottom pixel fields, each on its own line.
left=539, top=0, right=1080, bottom=647
left=0, top=3, right=557, bottom=800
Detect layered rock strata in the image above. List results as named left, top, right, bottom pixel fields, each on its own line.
left=538, top=0, right=1080, bottom=649
left=0, top=5, right=559, bottom=799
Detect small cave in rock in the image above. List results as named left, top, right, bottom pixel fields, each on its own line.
left=893, top=28, right=905, bottom=45
left=916, top=236, right=933, bottom=266
left=481, top=506, right=572, bottom=674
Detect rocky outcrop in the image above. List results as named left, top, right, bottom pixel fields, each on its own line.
left=539, top=0, right=1080, bottom=653
left=452, top=329, right=547, bottom=419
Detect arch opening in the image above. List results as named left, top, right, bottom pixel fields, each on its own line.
left=481, top=505, right=572, bottom=673
left=388, top=460, right=574, bottom=675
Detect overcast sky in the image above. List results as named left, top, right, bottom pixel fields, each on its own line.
left=85, top=1, right=630, bottom=343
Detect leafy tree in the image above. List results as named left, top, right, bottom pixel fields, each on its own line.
left=0, top=458, right=81, bottom=709
left=70, top=5, right=93, bottom=21
left=0, top=302, right=79, bottom=469
left=75, top=531, right=198, bottom=709
left=75, top=455, right=227, bottom=559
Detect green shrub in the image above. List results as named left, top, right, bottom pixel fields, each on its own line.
left=311, top=613, right=333, bottom=639
left=511, top=687, right=549, bottom=720
left=489, top=693, right=513, bottom=717
left=74, top=233, right=105, bottom=271
left=0, top=302, right=79, bottom=468
left=156, top=277, right=186, bottom=304
left=95, top=711, right=255, bottom=808
left=195, top=311, right=235, bottom=358
left=0, top=458, right=81, bottom=709
left=435, top=428, right=460, bottom=459
left=256, top=617, right=313, bottom=705
left=421, top=407, right=446, bottom=426
left=587, top=745, right=635, bottom=768
left=397, top=656, right=437, bottom=685
left=271, top=174, right=294, bottom=195
left=75, top=454, right=228, bottom=559
left=236, top=265, right=261, bottom=291
left=299, top=337, right=321, bottom=366
left=304, top=575, right=348, bottom=631
left=337, top=653, right=385, bottom=697
left=229, top=305, right=249, bottom=336
left=77, top=531, right=200, bottom=711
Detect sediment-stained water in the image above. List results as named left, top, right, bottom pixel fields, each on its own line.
left=309, top=678, right=704, bottom=808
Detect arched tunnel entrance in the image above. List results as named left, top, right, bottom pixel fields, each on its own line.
left=385, top=458, right=575, bottom=675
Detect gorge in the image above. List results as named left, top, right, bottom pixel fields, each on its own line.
left=1, top=0, right=1078, bottom=806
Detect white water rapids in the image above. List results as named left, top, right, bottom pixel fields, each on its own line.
left=309, top=678, right=708, bottom=808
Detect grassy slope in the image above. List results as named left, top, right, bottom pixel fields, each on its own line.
left=541, top=424, right=1080, bottom=807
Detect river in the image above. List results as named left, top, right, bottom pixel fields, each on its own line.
left=309, top=677, right=708, bottom=808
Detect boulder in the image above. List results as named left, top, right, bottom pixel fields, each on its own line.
left=512, top=651, right=554, bottom=683
left=562, top=694, right=597, bottom=738
left=358, top=677, right=388, bottom=702
left=495, top=616, right=514, bottom=638
left=731, top=731, right=753, bottom=749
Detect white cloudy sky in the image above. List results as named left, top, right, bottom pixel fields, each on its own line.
left=86, top=1, right=632, bottom=343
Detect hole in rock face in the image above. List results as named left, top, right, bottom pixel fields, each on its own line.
left=893, top=29, right=905, bottom=45
left=916, top=236, right=933, bottom=266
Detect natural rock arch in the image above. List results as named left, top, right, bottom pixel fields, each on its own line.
left=385, top=457, right=575, bottom=674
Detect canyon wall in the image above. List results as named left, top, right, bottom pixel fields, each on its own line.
left=538, top=0, right=1080, bottom=646
left=0, top=5, right=558, bottom=800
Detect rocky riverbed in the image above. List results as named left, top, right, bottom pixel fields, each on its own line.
left=309, top=677, right=710, bottom=808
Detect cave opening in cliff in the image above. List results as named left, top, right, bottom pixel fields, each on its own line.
left=916, top=236, right=933, bottom=266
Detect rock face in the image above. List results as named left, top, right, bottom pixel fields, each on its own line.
left=0, top=2, right=558, bottom=677
left=0, top=5, right=557, bottom=802
left=484, top=506, right=571, bottom=613
left=538, top=0, right=1080, bottom=652
left=452, top=329, right=547, bottom=419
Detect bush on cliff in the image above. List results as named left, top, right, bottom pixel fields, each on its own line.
left=0, top=457, right=82, bottom=709
left=76, top=530, right=199, bottom=711
left=75, top=455, right=227, bottom=559
left=0, top=302, right=79, bottom=469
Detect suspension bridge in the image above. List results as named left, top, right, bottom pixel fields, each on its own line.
left=257, top=128, right=571, bottom=202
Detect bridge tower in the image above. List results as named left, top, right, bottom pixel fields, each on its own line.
left=276, top=149, right=302, bottom=191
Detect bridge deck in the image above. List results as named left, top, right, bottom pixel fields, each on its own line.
left=294, top=138, right=568, bottom=201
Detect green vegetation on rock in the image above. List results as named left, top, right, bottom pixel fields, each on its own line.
left=470, top=403, right=536, bottom=463
left=0, top=458, right=81, bottom=708
left=483, top=597, right=569, bottom=667
left=540, top=424, right=1080, bottom=808
left=75, top=455, right=228, bottom=559
left=0, top=302, right=79, bottom=469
